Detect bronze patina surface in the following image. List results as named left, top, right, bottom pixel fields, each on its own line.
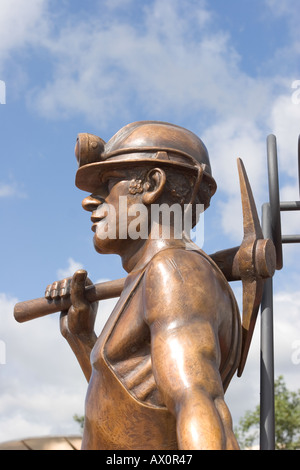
left=14, top=121, right=275, bottom=450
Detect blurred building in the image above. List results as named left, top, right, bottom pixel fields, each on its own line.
left=0, top=435, right=82, bottom=450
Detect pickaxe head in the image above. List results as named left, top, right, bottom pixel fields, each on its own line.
left=235, top=158, right=276, bottom=376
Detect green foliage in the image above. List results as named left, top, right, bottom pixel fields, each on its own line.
left=235, top=376, right=300, bottom=450
left=73, top=413, right=84, bottom=432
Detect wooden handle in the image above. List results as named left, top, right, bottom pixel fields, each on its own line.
left=13, top=248, right=243, bottom=324
left=14, top=277, right=126, bottom=323
left=15, top=238, right=267, bottom=325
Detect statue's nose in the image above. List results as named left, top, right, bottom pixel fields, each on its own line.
left=82, top=195, right=103, bottom=212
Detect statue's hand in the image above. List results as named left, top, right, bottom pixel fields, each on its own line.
left=45, top=270, right=98, bottom=340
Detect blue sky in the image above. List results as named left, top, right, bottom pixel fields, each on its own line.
left=0, top=0, right=300, bottom=444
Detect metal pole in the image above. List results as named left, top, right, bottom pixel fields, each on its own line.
left=259, top=134, right=299, bottom=449
left=298, top=134, right=300, bottom=196
left=267, top=134, right=283, bottom=270
left=260, top=203, right=275, bottom=450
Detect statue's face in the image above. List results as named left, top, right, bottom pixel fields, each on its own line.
left=82, top=169, right=149, bottom=255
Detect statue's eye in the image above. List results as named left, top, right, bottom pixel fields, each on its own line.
left=107, top=178, right=120, bottom=192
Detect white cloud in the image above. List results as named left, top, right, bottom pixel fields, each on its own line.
left=21, top=0, right=298, bottom=249
left=270, top=93, right=300, bottom=179
left=0, top=0, right=49, bottom=65
left=0, top=290, right=117, bottom=443
left=272, top=290, right=300, bottom=392
left=226, top=287, right=300, bottom=428
left=263, top=0, right=300, bottom=78
left=0, top=181, right=27, bottom=199
left=266, top=0, right=300, bottom=25
left=57, top=258, right=84, bottom=279
left=24, top=0, right=271, bottom=129
left=280, top=183, right=300, bottom=241
left=0, top=183, right=15, bottom=198
left=202, top=118, right=268, bottom=242
left=0, top=0, right=50, bottom=98
left=0, top=1, right=296, bottom=193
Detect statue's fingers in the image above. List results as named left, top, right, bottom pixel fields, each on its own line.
left=70, top=270, right=89, bottom=310
left=50, top=281, right=59, bottom=299
left=45, top=284, right=52, bottom=299
left=59, top=278, right=72, bottom=298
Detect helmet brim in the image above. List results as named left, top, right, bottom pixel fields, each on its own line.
left=75, top=157, right=217, bottom=197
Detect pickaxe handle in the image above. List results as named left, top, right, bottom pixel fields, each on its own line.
left=14, top=277, right=126, bottom=323
left=13, top=239, right=274, bottom=324
left=13, top=249, right=241, bottom=323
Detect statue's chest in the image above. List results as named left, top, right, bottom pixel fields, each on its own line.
left=104, top=284, right=150, bottom=362
left=91, top=274, right=165, bottom=407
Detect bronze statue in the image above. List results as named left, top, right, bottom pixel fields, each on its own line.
left=14, top=121, right=276, bottom=450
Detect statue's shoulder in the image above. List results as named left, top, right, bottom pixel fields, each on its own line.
left=144, top=246, right=219, bottom=287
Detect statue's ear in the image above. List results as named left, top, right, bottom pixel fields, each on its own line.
left=142, top=168, right=166, bottom=205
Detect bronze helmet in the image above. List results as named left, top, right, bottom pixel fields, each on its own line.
left=75, top=121, right=217, bottom=200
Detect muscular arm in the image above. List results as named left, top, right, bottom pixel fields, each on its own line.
left=143, top=251, right=239, bottom=450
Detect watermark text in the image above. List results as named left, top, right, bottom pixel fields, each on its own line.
left=0, top=80, right=6, bottom=104
left=291, top=339, right=300, bottom=365
left=93, top=197, right=205, bottom=248
left=0, top=340, right=6, bottom=365
left=291, top=80, right=300, bottom=104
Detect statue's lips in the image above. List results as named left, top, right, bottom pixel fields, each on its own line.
left=91, top=214, right=106, bottom=232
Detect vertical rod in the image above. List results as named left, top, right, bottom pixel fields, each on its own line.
left=260, top=203, right=275, bottom=450
left=267, top=134, right=283, bottom=270
left=298, top=135, right=300, bottom=196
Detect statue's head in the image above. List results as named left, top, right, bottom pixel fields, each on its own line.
left=75, top=121, right=217, bottom=255
left=75, top=121, right=216, bottom=208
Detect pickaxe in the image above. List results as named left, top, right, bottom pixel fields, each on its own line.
left=211, top=159, right=276, bottom=375
left=13, top=158, right=276, bottom=376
